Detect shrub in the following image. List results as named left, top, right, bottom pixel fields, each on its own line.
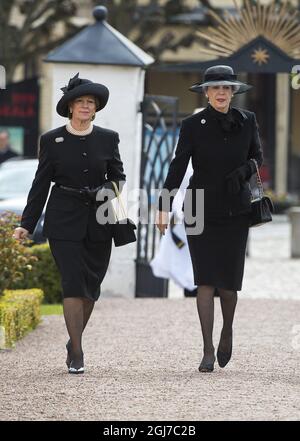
left=12, top=243, right=62, bottom=304
left=0, top=211, right=37, bottom=295
left=0, top=288, right=44, bottom=348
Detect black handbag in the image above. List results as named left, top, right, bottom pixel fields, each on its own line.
left=110, top=181, right=137, bottom=247
left=249, top=159, right=274, bottom=227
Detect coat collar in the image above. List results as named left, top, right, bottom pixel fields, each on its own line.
left=196, top=106, right=248, bottom=122
left=200, top=105, right=248, bottom=132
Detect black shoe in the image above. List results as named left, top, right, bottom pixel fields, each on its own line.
left=69, top=351, right=84, bottom=374
left=68, top=351, right=84, bottom=374
left=217, top=334, right=232, bottom=368
left=198, top=355, right=215, bottom=373
left=66, top=340, right=71, bottom=368
left=68, top=362, right=84, bottom=374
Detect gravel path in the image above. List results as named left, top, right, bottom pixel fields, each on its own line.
left=1, top=215, right=300, bottom=421
left=1, top=297, right=300, bottom=421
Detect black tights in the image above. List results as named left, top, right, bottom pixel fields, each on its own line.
left=196, top=286, right=237, bottom=362
left=63, top=297, right=95, bottom=366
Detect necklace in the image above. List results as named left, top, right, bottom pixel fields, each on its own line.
left=66, top=122, right=93, bottom=136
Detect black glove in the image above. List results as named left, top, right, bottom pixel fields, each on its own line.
left=225, top=163, right=251, bottom=195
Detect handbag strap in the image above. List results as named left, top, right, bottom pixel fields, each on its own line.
left=111, top=181, right=127, bottom=220
left=250, top=158, right=264, bottom=200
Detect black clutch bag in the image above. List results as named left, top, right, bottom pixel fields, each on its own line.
left=249, top=159, right=274, bottom=227
left=111, top=182, right=137, bottom=247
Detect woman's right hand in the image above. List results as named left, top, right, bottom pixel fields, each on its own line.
left=155, top=210, right=169, bottom=235
left=12, top=227, right=29, bottom=241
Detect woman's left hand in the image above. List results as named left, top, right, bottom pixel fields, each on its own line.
left=155, top=210, right=169, bottom=235
left=12, top=227, right=29, bottom=241
left=225, top=163, right=250, bottom=194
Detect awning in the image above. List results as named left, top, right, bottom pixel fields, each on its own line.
left=155, top=36, right=300, bottom=74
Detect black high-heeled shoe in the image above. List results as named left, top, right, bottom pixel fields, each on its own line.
left=68, top=361, right=84, bottom=374
left=68, top=351, right=84, bottom=374
left=217, top=334, right=232, bottom=368
left=198, top=355, right=216, bottom=373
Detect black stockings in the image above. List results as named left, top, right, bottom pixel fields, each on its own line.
left=197, top=286, right=215, bottom=364
left=63, top=297, right=95, bottom=367
left=196, top=286, right=237, bottom=362
left=218, top=288, right=237, bottom=353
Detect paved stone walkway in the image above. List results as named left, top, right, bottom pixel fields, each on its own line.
left=1, top=215, right=300, bottom=421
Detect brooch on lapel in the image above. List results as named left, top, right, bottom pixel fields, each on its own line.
left=55, top=137, right=64, bottom=143
left=201, top=119, right=206, bottom=125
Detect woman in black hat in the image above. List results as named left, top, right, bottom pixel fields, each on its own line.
left=13, top=73, right=126, bottom=374
left=156, top=65, right=263, bottom=372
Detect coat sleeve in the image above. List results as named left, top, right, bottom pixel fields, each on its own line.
left=20, top=135, right=53, bottom=234
left=158, top=120, right=193, bottom=212
left=246, top=112, right=264, bottom=177
left=104, top=132, right=126, bottom=194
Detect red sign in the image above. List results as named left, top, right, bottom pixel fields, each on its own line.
left=0, top=92, right=37, bottom=117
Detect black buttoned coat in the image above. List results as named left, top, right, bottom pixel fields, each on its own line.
left=159, top=106, right=263, bottom=218
left=21, top=125, right=126, bottom=241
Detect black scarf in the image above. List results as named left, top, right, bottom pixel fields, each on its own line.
left=208, top=104, right=244, bottom=133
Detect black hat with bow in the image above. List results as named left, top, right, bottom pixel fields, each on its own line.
left=56, top=73, right=109, bottom=117
left=189, top=65, right=252, bottom=95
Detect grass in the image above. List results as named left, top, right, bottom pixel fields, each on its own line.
left=40, top=304, right=63, bottom=315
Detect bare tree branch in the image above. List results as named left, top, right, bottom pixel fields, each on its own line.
left=0, top=0, right=78, bottom=82
left=3, top=0, right=268, bottom=82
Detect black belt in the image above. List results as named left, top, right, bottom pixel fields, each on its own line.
left=56, top=184, right=101, bottom=199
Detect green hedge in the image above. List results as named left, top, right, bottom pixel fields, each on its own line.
left=12, top=243, right=62, bottom=304
left=0, top=288, right=44, bottom=348
left=0, top=211, right=38, bottom=294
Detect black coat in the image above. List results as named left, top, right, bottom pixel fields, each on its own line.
left=159, top=106, right=263, bottom=218
left=21, top=125, right=126, bottom=241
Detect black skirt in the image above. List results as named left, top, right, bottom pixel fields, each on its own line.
left=185, top=214, right=249, bottom=291
left=48, top=237, right=112, bottom=301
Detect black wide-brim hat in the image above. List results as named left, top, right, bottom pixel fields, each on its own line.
left=56, top=73, right=109, bottom=117
left=189, top=65, right=252, bottom=95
